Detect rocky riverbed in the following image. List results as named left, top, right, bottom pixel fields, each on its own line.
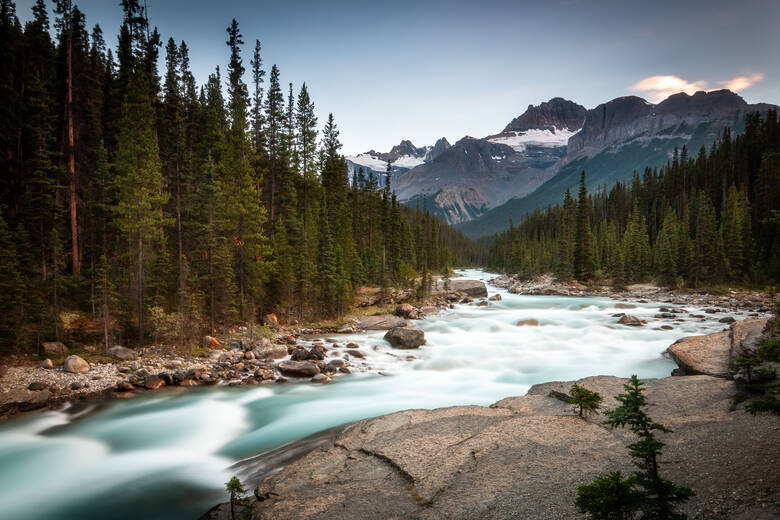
left=0, top=282, right=489, bottom=420
left=219, top=309, right=780, bottom=520
left=202, top=295, right=780, bottom=520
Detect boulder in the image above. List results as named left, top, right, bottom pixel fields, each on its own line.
left=144, top=375, right=166, bottom=390
left=107, top=346, right=137, bottom=361
left=488, top=294, right=502, bottom=301
left=718, top=316, right=736, bottom=324
left=264, top=313, right=279, bottom=327
left=41, top=341, right=68, bottom=356
left=618, top=315, right=646, bottom=326
left=614, top=303, right=636, bottom=309
left=516, top=318, right=539, bottom=327
left=353, top=314, right=408, bottom=330
left=255, top=345, right=288, bottom=360
left=384, top=327, right=426, bottom=349
left=290, top=347, right=310, bottom=361
left=39, top=358, right=54, bottom=370
left=447, top=279, right=488, bottom=298
left=666, top=330, right=730, bottom=377
left=346, top=349, right=365, bottom=359
left=277, top=360, right=320, bottom=378
left=63, top=355, right=90, bottom=374
left=729, top=318, right=769, bottom=361
left=202, top=336, right=221, bottom=349
left=311, top=374, right=332, bottom=384
left=28, top=381, right=48, bottom=391
left=395, top=303, right=415, bottom=318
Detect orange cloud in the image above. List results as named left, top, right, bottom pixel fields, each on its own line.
left=719, top=73, right=765, bottom=92
left=631, top=73, right=764, bottom=103
left=631, top=75, right=707, bottom=103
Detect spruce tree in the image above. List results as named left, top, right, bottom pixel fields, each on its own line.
left=574, top=171, right=595, bottom=280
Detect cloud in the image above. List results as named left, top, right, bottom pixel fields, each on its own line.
left=631, top=73, right=764, bottom=103
left=719, top=73, right=765, bottom=92
left=631, top=75, right=707, bottom=103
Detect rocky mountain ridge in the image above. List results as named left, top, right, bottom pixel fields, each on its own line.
left=456, top=89, right=778, bottom=236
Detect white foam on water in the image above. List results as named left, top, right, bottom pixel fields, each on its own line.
left=0, top=269, right=757, bottom=520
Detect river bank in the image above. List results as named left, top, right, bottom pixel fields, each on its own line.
left=0, top=270, right=776, bottom=520
left=214, top=316, right=778, bottom=520
left=1, top=275, right=773, bottom=421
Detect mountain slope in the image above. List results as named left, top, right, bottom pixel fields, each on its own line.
left=394, top=98, right=587, bottom=223
left=457, top=90, right=776, bottom=237
left=345, top=138, right=451, bottom=185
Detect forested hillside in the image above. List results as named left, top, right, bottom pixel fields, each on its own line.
left=0, top=0, right=482, bottom=351
left=488, top=112, right=780, bottom=287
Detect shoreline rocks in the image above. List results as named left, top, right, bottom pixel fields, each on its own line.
left=63, top=355, right=90, bottom=374
left=666, top=318, right=770, bottom=378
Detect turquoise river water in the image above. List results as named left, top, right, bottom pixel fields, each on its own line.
left=0, top=270, right=742, bottom=519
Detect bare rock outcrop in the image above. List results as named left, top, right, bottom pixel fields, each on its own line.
left=666, top=318, right=770, bottom=377
left=249, top=375, right=778, bottom=520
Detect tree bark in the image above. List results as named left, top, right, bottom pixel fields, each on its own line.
left=66, top=14, right=79, bottom=276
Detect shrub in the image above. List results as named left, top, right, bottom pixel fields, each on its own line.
left=570, top=383, right=602, bottom=417
left=575, top=471, right=644, bottom=519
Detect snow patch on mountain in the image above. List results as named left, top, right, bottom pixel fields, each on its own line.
left=488, top=127, right=580, bottom=152
left=347, top=153, right=389, bottom=171
left=393, top=154, right=427, bottom=169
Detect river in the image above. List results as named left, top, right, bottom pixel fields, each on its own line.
left=0, top=270, right=741, bottom=519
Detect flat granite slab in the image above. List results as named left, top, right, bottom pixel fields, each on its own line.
left=247, top=374, right=779, bottom=520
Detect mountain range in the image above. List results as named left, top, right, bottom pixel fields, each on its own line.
left=348, top=89, right=776, bottom=238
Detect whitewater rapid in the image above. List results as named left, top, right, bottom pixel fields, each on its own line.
left=0, top=270, right=744, bottom=520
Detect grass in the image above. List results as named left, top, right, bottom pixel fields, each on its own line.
left=307, top=304, right=397, bottom=329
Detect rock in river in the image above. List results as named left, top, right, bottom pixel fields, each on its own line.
left=666, top=330, right=731, bottom=377
left=384, top=326, right=426, bottom=349
left=447, top=279, right=488, bottom=298
left=63, top=355, right=90, bottom=374
left=617, top=315, right=646, bottom=326
left=352, top=314, right=408, bottom=330
left=277, top=360, right=320, bottom=378
left=517, top=318, right=539, bottom=327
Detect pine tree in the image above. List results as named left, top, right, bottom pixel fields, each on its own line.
left=574, top=171, right=595, bottom=280
left=557, top=189, right=576, bottom=279
left=222, top=19, right=268, bottom=321
left=654, top=209, right=679, bottom=286
left=114, top=66, right=170, bottom=345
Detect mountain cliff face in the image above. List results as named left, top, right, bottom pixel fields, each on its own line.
left=345, top=138, right=451, bottom=184
left=456, top=90, right=777, bottom=237
left=394, top=99, right=586, bottom=224
left=502, top=97, right=587, bottom=133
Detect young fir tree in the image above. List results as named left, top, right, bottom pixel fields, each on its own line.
left=575, top=471, right=645, bottom=520
left=570, top=383, right=602, bottom=417
left=602, top=375, right=694, bottom=519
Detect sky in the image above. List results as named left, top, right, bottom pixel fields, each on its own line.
left=16, top=0, right=780, bottom=155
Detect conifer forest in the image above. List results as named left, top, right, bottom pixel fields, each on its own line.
left=0, top=1, right=483, bottom=350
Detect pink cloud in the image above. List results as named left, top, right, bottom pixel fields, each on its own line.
left=631, top=75, right=707, bottom=103
left=719, top=73, right=765, bottom=92
left=631, top=73, right=764, bottom=103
